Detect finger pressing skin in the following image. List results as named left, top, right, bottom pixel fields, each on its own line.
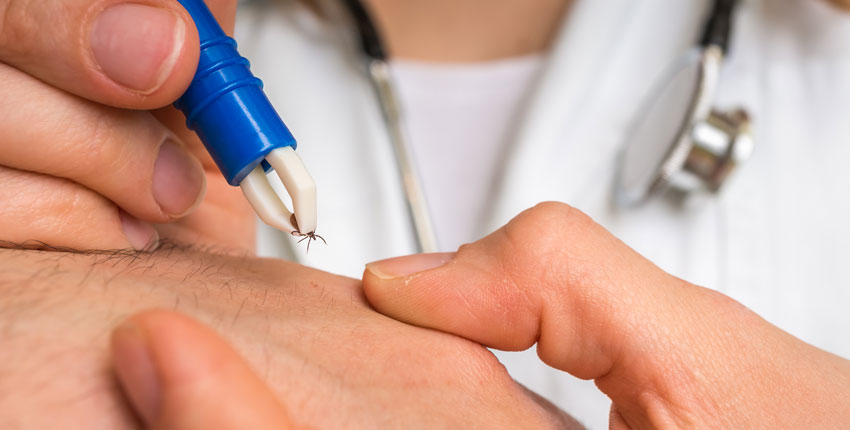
left=111, top=310, right=293, bottom=430
left=0, top=166, right=157, bottom=250
left=366, top=202, right=675, bottom=379
left=0, top=63, right=206, bottom=222
left=0, top=0, right=202, bottom=109
left=363, top=202, right=850, bottom=428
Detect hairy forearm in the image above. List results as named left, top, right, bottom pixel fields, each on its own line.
left=0, top=247, right=566, bottom=429
left=0, top=246, right=282, bottom=429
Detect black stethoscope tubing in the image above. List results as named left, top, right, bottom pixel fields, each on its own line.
left=338, top=0, right=387, bottom=61
left=701, top=0, right=738, bottom=52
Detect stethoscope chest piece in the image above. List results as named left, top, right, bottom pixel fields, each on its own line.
left=616, top=0, right=752, bottom=207
left=615, top=46, right=754, bottom=207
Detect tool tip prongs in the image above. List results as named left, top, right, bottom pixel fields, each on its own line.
left=239, top=147, right=319, bottom=247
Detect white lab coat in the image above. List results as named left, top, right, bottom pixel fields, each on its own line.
left=236, top=0, right=850, bottom=427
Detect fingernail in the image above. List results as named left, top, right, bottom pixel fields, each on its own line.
left=152, top=140, right=206, bottom=218
left=120, top=210, right=159, bottom=251
left=366, top=253, right=455, bottom=280
left=91, top=4, right=184, bottom=93
left=111, top=321, right=161, bottom=424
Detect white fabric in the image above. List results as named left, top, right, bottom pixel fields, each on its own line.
left=389, top=57, right=546, bottom=251
left=237, top=1, right=850, bottom=428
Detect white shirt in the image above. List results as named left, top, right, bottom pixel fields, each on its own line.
left=390, top=56, right=546, bottom=251
left=237, top=1, right=850, bottom=428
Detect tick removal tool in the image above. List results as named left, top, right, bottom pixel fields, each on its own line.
left=174, top=0, right=321, bottom=249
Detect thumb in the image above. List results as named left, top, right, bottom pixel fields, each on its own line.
left=363, top=202, right=850, bottom=429
left=110, top=310, right=292, bottom=430
left=0, top=0, right=239, bottom=110
left=365, top=202, right=682, bottom=381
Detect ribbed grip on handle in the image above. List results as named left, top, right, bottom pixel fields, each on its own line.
left=174, top=0, right=296, bottom=186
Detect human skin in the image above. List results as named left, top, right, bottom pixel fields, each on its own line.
left=2, top=0, right=848, bottom=249
left=0, top=0, right=250, bottom=251
left=824, top=0, right=850, bottom=10
left=2, top=0, right=850, bottom=427
left=0, top=245, right=579, bottom=429
left=361, top=0, right=573, bottom=61
left=0, top=0, right=575, bottom=251
left=111, top=310, right=296, bottom=429
left=363, top=202, right=850, bottom=429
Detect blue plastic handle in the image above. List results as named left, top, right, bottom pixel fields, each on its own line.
left=174, top=0, right=297, bottom=186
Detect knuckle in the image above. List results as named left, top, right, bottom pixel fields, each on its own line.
left=38, top=179, right=117, bottom=241
left=0, top=168, right=115, bottom=242
left=526, top=201, right=590, bottom=232
left=82, top=109, right=124, bottom=164
left=30, top=173, right=107, bottom=219
left=56, top=106, right=133, bottom=178
left=499, top=202, right=599, bottom=305
left=503, top=201, right=592, bottom=256
left=459, top=344, right=511, bottom=385
left=60, top=178, right=104, bottom=215
left=432, top=334, right=513, bottom=387
left=0, top=0, right=38, bottom=58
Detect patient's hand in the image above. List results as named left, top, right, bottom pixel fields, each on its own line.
left=0, top=245, right=578, bottom=429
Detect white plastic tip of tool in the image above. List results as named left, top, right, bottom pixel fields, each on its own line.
left=239, top=147, right=317, bottom=234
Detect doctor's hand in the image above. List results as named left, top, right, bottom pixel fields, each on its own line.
left=363, top=202, right=850, bottom=429
left=0, top=0, right=254, bottom=252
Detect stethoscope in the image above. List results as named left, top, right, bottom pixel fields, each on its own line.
left=616, top=0, right=754, bottom=207
left=339, top=0, right=753, bottom=253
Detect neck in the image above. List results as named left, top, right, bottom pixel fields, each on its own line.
left=361, top=0, right=573, bottom=62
